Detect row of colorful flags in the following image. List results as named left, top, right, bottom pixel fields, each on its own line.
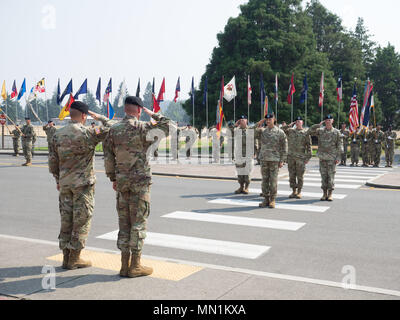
left=0, top=75, right=375, bottom=132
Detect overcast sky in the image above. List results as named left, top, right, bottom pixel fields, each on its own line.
left=0, top=0, right=398, bottom=104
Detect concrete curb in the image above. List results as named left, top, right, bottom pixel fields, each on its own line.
left=365, top=182, right=400, bottom=190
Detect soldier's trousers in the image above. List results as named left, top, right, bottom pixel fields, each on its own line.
left=319, top=160, right=336, bottom=191
left=361, top=144, right=368, bottom=165
left=288, top=157, right=306, bottom=190
left=12, top=139, right=20, bottom=155
left=260, top=161, right=279, bottom=199
left=116, top=190, right=150, bottom=255
left=235, top=160, right=254, bottom=186
left=350, top=147, right=360, bottom=165
left=373, top=144, right=382, bottom=165
left=59, top=184, right=95, bottom=251
left=341, top=143, right=348, bottom=164
left=22, top=140, right=33, bottom=162
left=367, top=145, right=374, bottom=165
left=385, top=148, right=394, bottom=165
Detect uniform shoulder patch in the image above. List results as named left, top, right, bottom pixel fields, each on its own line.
left=95, top=127, right=101, bottom=135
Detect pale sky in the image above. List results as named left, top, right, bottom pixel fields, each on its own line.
left=0, top=0, right=398, bottom=105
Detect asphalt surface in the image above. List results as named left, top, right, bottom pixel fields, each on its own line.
left=0, top=154, right=400, bottom=300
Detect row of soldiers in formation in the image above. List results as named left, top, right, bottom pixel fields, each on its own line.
left=6, top=97, right=398, bottom=279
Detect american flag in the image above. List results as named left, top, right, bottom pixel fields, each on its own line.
left=318, top=72, right=324, bottom=107
left=349, top=84, right=359, bottom=134
left=359, top=80, right=371, bottom=126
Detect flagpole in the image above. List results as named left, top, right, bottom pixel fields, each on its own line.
left=275, top=99, right=278, bottom=123
left=305, top=93, right=308, bottom=127
left=291, top=96, right=293, bottom=123
left=321, top=102, right=324, bottom=122
left=45, top=80, right=49, bottom=122
left=233, top=97, right=236, bottom=123
left=206, top=91, right=209, bottom=129
left=337, top=100, right=340, bottom=129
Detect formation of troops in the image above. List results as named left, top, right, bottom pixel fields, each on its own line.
left=4, top=97, right=398, bottom=279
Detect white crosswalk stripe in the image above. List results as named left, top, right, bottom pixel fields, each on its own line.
left=209, top=198, right=330, bottom=213
left=304, top=174, right=376, bottom=180
left=248, top=189, right=347, bottom=200
left=162, top=211, right=306, bottom=231
left=278, top=180, right=361, bottom=189
left=97, top=230, right=270, bottom=259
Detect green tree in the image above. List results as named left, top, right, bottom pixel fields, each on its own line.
left=164, top=101, right=190, bottom=125
left=113, top=81, right=129, bottom=118
left=352, top=17, right=377, bottom=74
left=140, top=82, right=153, bottom=121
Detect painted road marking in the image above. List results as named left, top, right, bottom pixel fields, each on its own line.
left=248, top=189, right=347, bottom=200
left=278, top=181, right=361, bottom=189
left=308, top=170, right=387, bottom=176
left=97, top=231, right=270, bottom=259
left=284, top=177, right=370, bottom=183
left=209, top=198, right=330, bottom=213
left=162, top=211, right=306, bottom=231
left=304, top=174, right=376, bottom=180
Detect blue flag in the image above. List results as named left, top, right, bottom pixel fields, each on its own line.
left=96, top=77, right=101, bottom=103
left=56, top=79, right=61, bottom=105
left=136, top=78, right=140, bottom=97
left=260, top=75, right=266, bottom=106
left=300, top=74, right=308, bottom=104
left=202, top=76, right=208, bottom=106
left=152, top=78, right=155, bottom=95
left=74, top=79, right=88, bottom=99
left=17, top=78, right=26, bottom=101
left=59, top=79, right=73, bottom=104
left=108, top=101, right=115, bottom=120
left=362, top=89, right=373, bottom=127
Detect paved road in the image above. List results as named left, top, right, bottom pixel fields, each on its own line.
left=0, top=154, right=399, bottom=300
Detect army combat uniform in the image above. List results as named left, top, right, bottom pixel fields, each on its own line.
left=104, top=111, right=171, bottom=277
left=43, top=124, right=57, bottom=154
left=310, top=123, right=343, bottom=201
left=49, top=110, right=112, bottom=270
left=255, top=124, right=287, bottom=208
left=367, top=129, right=375, bottom=166
left=384, top=130, right=397, bottom=167
left=340, top=128, right=350, bottom=166
left=21, top=123, right=37, bottom=165
left=371, top=128, right=385, bottom=167
left=361, top=129, right=369, bottom=167
left=11, top=128, right=21, bottom=156
left=234, top=126, right=255, bottom=194
left=350, top=133, right=362, bottom=167
left=282, top=124, right=312, bottom=198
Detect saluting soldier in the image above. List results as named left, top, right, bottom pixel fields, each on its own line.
left=104, top=96, right=173, bottom=278
left=309, top=115, right=343, bottom=202
left=384, top=126, right=397, bottom=167
left=48, top=102, right=113, bottom=270
left=233, top=115, right=254, bottom=195
left=282, top=116, right=312, bottom=199
left=11, top=125, right=21, bottom=157
left=21, top=117, right=37, bottom=166
left=256, top=114, right=287, bottom=209
left=349, top=131, right=362, bottom=167
left=371, top=124, right=385, bottom=167
left=339, top=123, right=350, bottom=166
left=43, top=120, right=57, bottom=154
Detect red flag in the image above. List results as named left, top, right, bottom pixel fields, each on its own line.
left=157, top=77, right=165, bottom=103
left=319, top=72, right=325, bottom=107
left=287, top=73, right=295, bottom=104
left=152, top=94, right=161, bottom=113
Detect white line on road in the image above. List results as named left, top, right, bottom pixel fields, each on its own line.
left=97, top=231, right=270, bottom=259
left=278, top=180, right=361, bottom=189
left=1, top=233, right=400, bottom=298
left=284, top=177, right=369, bottom=183
left=209, top=198, right=330, bottom=213
left=304, top=174, right=376, bottom=180
left=162, top=211, right=306, bottom=231
left=249, top=189, right=347, bottom=200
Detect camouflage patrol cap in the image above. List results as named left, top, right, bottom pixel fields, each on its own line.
left=265, top=113, right=275, bottom=119
left=70, top=101, right=89, bottom=114
left=125, top=96, right=144, bottom=108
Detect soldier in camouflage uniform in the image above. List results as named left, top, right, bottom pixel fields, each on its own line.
left=371, top=124, right=385, bottom=167
left=233, top=116, right=254, bottom=195
left=11, top=125, right=21, bottom=156
left=339, top=123, right=350, bottom=166
left=349, top=131, right=362, bottom=167
left=282, top=116, right=312, bottom=199
left=49, top=102, right=113, bottom=270
left=43, top=120, right=57, bottom=154
left=367, top=124, right=374, bottom=166
left=384, top=126, right=397, bottom=167
left=310, top=115, right=343, bottom=201
left=104, top=96, right=173, bottom=278
left=21, top=117, right=37, bottom=166
left=256, top=114, right=287, bottom=209
left=360, top=128, right=369, bottom=167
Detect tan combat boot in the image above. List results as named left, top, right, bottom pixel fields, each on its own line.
left=128, top=253, right=153, bottom=278
left=259, top=197, right=269, bottom=208
left=320, top=190, right=328, bottom=201
left=62, top=249, right=70, bottom=269
left=295, top=189, right=302, bottom=199
left=269, top=197, right=276, bottom=209
left=120, top=252, right=130, bottom=277
left=242, top=183, right=249, bottom=195
left=67, top=250, right=92, bottom=270
left=289, top=188, right=297, bottom=198
left=235, top=183, right=244, bottom=194
left=327, top=190, right=333, bottom=202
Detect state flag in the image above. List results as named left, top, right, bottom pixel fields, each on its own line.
left=10, top=80, right=18, bottom=100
